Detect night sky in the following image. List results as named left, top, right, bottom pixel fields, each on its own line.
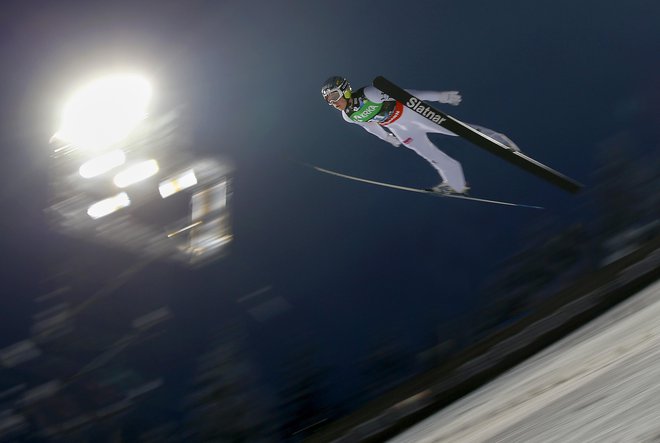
left=1, top=0, right=659, bottom=439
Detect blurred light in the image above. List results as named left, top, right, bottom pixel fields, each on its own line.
left=79, top=150, right=126, bottom=178
left=17, top=381, right=61, bottom=407
left=87, top=192, right=130, bottom=219
left=167, top=221, right=202, bottom=238
left=191, top=180, right=227, bottom=220
left=0, top=340, right=41, bottom=368
left=55, top=74, right=151, bottom=150
left=159, top=169, right=198, bottom=198
left=132, top=307, right=172, bottom=330
left=113, top=159, right=159, bottom=188
left=127, top=379, right=163, bottom=400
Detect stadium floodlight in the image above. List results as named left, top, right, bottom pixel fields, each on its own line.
left=113, top=159, right=159, bottom=188
left=158, top=169, right=198, bottom=198
left=79, top=150, right=126, bottom=179
left=54, top=74, right=151, bottom=150
left=87, top=192, right=130, bottom=219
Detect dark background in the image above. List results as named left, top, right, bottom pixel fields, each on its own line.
left=1, top=0, right=658, bottom=440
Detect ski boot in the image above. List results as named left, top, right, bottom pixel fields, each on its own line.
left=425, top=182, right=470, bottom=195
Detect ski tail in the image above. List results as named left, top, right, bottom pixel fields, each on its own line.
left=307, top=163, right=544, bottom=210
left=373, top=76, right=584, bottom=194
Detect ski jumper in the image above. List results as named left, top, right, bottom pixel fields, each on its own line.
left=342, top=86, right=518, bottom=193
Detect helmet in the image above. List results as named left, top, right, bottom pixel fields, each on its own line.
left=321, top=76, right=351, bottom=104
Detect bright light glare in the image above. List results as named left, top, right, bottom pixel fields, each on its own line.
left=87, top=192, right=130, bottom=219
left=159, top=169, right=198, bottom=198
left=79, top=150, right=126, bottom=178
left=113, top=160, right=159, bottom=188
left=56, top=74, right=151, bottom=149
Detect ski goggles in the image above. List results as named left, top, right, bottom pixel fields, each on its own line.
left=322, top=88, right=344, bottom=105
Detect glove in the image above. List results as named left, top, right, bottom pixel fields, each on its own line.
left=386, top=132, right=401, bottom=147
left=437, top=91, right=462, bottom=106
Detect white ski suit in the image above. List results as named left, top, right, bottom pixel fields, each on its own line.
left=342, top=86, right=518, bottom=193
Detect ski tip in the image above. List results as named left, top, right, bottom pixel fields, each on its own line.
left=423, top=189, right=545, bottom=209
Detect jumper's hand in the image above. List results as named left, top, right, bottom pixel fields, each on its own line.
left=438, top=91, right=462, bottom=106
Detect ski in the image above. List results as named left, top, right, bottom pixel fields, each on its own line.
left=373, top=76, right=584, bottom=194
left=310, top=164, right=544, bottom=210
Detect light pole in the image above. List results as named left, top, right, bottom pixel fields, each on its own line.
left=47, top=72, right=233, bottom=266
